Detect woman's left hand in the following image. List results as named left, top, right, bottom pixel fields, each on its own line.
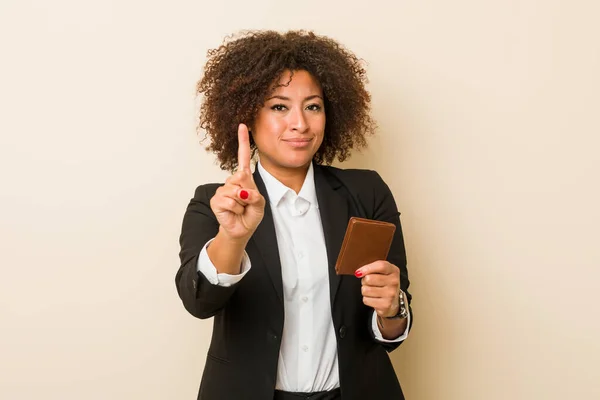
left=355, top=261, right=401, bottom=318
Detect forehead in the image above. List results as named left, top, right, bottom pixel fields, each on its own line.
left=270, top=69, right=323, bottom=96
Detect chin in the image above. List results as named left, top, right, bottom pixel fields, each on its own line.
left=260, top=149, right=318, bottom=172
left=285, top=157, right=314, bottom=169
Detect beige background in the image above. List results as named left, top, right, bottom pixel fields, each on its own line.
left=1, top=0, right=599, bottom=399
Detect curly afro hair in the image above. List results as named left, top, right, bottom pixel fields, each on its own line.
left=196, top=30, right=376, bottom=172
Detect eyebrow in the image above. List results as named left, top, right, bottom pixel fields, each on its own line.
left=265, top=95, right=323, bottom=101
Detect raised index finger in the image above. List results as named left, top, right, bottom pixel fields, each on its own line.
left=237, top=123, right=251, bottom=172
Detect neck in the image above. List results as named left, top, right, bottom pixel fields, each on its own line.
left=260, top=161, right=310, bottom=194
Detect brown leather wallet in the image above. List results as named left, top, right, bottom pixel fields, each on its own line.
left=334, top=217, right=396, bottom=275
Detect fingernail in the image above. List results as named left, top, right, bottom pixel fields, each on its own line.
left=239, top=190, right=249, bottom=200
left=355, top=270, right=363, bottom=278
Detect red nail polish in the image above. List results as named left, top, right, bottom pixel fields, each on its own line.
left=355, top=270, right=363, bottom=278
left=239, top=190, right=249, bottom=200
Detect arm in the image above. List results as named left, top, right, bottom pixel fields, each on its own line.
left=176, top=184, right=242, bottom=319
left=197, top=238, right=251, bottom=287
left=367, top=171, right=414, bottom=351
left=176, top=124, right=265, bottom=319
left=372, top=301, right=410, bottom=341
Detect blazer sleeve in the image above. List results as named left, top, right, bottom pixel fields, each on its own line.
left=175, top=183, right=240, bottom=319
left=367, top=170, right=414, bottom=352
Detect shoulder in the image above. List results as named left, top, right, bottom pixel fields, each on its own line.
left=191, top=182, right=224, bottom=202
left=316, top=164, right=387, bottom=192
left=317, top=163, right=379, bottom=179
left=316, top=164, right=397, bottom=219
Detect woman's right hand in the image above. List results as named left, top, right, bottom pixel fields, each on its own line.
left=210, top=123, right=265, bottom=241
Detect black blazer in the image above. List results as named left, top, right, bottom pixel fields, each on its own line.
left=176, top=164, right=413, bottom=400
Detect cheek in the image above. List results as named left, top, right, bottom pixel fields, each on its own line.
left=317, top=114, right=326, bottom=131
left=253, top=116, right=283, bottom=144
left=258, top=116, right=286, bottom=136
left=314, top=116, right=326, bottom=139
left=317, top=136, right=325, bottom=148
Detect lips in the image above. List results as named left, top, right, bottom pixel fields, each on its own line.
left=282, top=138, right=313, bottom=148
left=282, top=138, right=313, bottom=142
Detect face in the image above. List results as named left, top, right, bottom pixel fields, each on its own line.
left=251, top=69, right=326, bottom=177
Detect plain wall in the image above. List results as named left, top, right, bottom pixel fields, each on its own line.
left=1, top=0, right=598, bottom=399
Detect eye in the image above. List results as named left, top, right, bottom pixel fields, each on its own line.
left=270, top=104, right=287, bottom=111
left=306, top=104, right=322, bottom=111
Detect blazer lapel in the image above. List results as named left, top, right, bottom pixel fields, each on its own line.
left=251, top=168, right=284, bottom=304
left=314, top=165, right=349, bottom=307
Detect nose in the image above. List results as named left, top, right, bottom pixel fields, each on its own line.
left=289, top=107, right=308, bottom=132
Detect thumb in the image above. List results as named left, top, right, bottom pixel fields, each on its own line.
left=237, top=188, right=264, bottom=206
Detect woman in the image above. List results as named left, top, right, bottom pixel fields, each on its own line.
left=176, top=30, right=413, bottom=400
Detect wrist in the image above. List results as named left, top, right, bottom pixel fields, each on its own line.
left=376, top=310, right=408, bottom=340
left=208, top=229, right=250, bottom=275
left=217, top=226, right=251, bottom=248
left=383, top=290, right=408, bottom=320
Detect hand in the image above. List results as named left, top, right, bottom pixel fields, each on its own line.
left=210, top=123, right=265, bottom=241
left=356, top=261, right=401, bottom=318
